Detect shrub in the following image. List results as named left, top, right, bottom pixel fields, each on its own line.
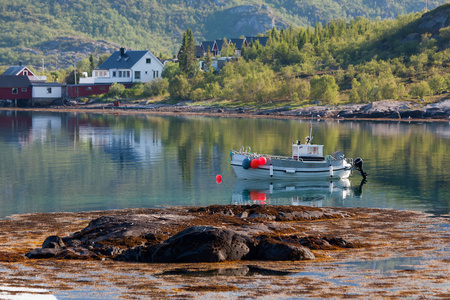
left=108, top=83, right=125, bottom=98
left=409, top=81, right=431, bottom=98
left=428, top=74, right=446, bottom=95
left=310, top=75, right=339, bottom=104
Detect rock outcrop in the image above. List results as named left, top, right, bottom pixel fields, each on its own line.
left=25, top=205, right=361, bottom=263
left=279, top=100, right=450, bottom=120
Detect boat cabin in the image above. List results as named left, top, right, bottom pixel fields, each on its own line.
left=292, top=142, right=324, bottom=161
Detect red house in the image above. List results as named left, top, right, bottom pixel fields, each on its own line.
left=2, top=64, right=47, bottom=82
left=0, top=76, right=33, bottom=106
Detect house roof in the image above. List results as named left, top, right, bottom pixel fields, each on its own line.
left=2, top=66, right=25, bottom=76
left=229, top=39, right=245, bottom=49
left=245, top=36, right=269, bottom=46
left=195, top=45, right=204, bottom=57
left=0, top=75, right=32, bottom=88
left=215, top=39, right=226, bottom=51
left=200, top=41, right=216, bottom=52
left=31, top=82, right=65, bottom=87
left=97, top=49, right=155, bottom=70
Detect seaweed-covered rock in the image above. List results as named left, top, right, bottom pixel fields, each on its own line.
left=151, top=226, right=253, bottom=263
left=252, top=235, right=315, bottom=261
left=42, top=235, right=65, bottom=249
left=26, top=248, right=62, bottom=259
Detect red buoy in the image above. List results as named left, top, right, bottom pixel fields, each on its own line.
left=216, top=174, right=222, bottom=184
left=258, top=157, right=267, bottom=165
left=250, top=159, right=259, bottom=169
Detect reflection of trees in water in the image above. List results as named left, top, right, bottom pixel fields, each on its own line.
left=0, top=112, right=448, bottom=215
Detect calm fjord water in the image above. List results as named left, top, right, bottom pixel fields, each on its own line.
left=0, top=110, right=449, bottom=218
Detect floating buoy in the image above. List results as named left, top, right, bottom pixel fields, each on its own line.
left=215, top=174, right=222, bottom=184
left=250, top=158, right=260, bottom=169
left=250, top=190, right=259, bottom=200
left=258, top=157, right=267, bottom=165
left=242, top=158, right=251, bottom=169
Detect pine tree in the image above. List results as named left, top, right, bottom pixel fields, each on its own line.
left=179, top=28, right=196, bottom=75
left=89, top=53, right=95, bottom=76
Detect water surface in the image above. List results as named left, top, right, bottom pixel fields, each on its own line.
left=0, top=110, right=448, bottom=218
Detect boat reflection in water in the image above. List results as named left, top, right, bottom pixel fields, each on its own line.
left=231, top=179, right=366, bottom=207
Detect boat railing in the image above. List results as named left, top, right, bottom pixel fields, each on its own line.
left=232, top=149, right=297, bottom=161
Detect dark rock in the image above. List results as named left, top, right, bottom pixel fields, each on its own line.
left=42, top=235, right=65, bottom=249
left=64, top=239, right=82, bottom=248
left=120, top=245, right=154, bottom=262
left=94, top=245, right=124, bottom=257
left=55, top=247, right=98, bottom=260
left=248, top=213, right=276, bottom=220
left=26, top=248, right=63, bottom=259
left=253, top=236, right=315, bottom=261
left=400, top=110, right=423, bottom=119
left=151, top=226, right=253, bottom=263
left=276, top=210, right=329, bottom=221
left=324, top=237, right=352, bottom=248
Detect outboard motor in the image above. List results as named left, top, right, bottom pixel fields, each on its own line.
left=353, top=157, right=367, bottom=179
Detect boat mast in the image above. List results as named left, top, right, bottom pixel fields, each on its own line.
left=306, top=121, right=313, bottom=144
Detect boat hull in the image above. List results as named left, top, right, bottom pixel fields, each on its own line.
left=231, top=153, right=352, bottom=180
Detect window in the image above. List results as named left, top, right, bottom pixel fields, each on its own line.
left=12, top=88, right=18, bottom=94
left=23, top=71, right=28, bottom=76
left=119, top=71, right=123, bottom=77
left=146, top=58, right=151, bottom=64
left=153, top=70, right=155, bottom=78
left=47, top=88, right=52, bottom=94
left=86, top=87, right=92, bottom=91
left=21, top=88, right=27, bottom=92
left=156, top=70, right=159, bottom=77
left=113, top=71, right=117, bottom=77
left=135, top=71, right=141, bottom=79
left=100, top=86, right=105, bottom=90
left=126, top=71, right=130, bottom=77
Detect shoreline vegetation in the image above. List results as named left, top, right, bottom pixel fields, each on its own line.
left=0, top=205, right=449, bottom=298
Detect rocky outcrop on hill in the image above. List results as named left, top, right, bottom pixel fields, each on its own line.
left=25, top=205, right=361, bottom=263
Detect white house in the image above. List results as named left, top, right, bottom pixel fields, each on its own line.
left=80, top=48, right=164, bottom=84
left=31, top=82, right=65, bottom=106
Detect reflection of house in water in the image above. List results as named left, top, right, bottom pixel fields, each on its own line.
left=0, top=112, right=63, bottom=147
left=0, top=111, right=33, bottom=146
left=67, top=118, right=163, bottom=164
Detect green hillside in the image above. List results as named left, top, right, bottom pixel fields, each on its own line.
left=0, top=0, right=446, bottom=69
left=139, top=4, right=450, bottom=105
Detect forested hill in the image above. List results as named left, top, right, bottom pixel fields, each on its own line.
left=0, top=0, right=446, bottom=69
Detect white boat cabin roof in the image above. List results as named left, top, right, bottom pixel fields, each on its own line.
left=292, top=140, right=324, bottom=160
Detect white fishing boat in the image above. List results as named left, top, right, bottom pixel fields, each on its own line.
left=230, top=130, right=366, bottom=181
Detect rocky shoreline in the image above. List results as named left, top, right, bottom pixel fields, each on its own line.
left=2, top=99, right=450, bottom=121
left=1, top=205, right=449, bottom=298
left=25, top=205, right=361, bottom=263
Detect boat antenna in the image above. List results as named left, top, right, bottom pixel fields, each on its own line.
left=306, top=120, right=313, bottom=144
